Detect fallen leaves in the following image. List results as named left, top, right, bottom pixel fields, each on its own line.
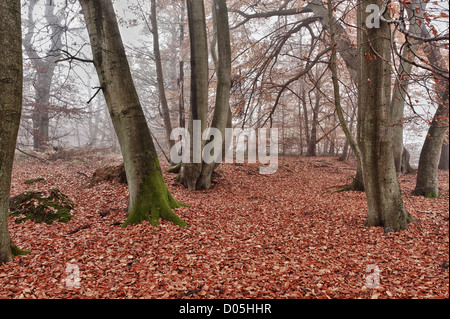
left=1, top=154, right=448, bottom=299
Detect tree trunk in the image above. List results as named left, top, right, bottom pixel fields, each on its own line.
left=328, top=0, right=362, bottom=169
left=0, top=0, right=30, bottom=264
left=150, top=0, right=175, bottom=160
left=391, top=0, right=424, bottom=175
left=179, top=0, right=231, bottom=190
left=178, top=1, right=186, bottom=129
left=178, top=0, right=209, bottom=190
left=412, top=86, right=449, bottom=198
left=301, top=87, right=310, bottom=155
left=306, top=86, right=321, bottom=157
left=196, top=0, right=232, bottom=190
left=357, top=0, right=413, bottom=233
left=304, top=0, right=358, bottom=82
left=438, top=132, right=449, bottom=170
left=79, top=0, right=186, bottom=227
left=24, top=0, right=63, bottom=151
left=412, top=18, right=450, bottom=198
left=338, top=103, right=357, bottom=161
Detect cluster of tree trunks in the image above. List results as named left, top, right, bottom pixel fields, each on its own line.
left=178, top=0, right=232, bottom=190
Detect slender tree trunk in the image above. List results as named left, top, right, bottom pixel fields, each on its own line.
left=391, top=0, right=424, bottom=175
left=304, top=0, right=357, bottom=82
left=327, top=0, right=361, bottom=169
left=412, top=19, right=450, bottom=198
left=412, top=86, right=449, bottom=198
left=306, top=86, right=321, bottom=156
left=178, top=1, right=186, bottom=129
left=196, top=0, right=231, bottom=189
left=0, top=0, right=30, bottom=264
left=79, top=0, right=186, bottom=227
left=150, top=0, right=174, bottom=160
left=179, top=0, right=209, bottom=190
left=24, top=0, right=63, bottom=151
left=338, top=104, right=357, bottom=161
left=438, top=132, right=449, bottom=170
left=298, top=95, right=304, bottom=155
left=301, top=87, right=310, bottom=155
left=179, top=0, right=231, bottom=190
left=357, top=0, right=413, bottom=233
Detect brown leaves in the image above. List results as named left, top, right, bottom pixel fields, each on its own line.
left=1, top=155, right=448, bottom=299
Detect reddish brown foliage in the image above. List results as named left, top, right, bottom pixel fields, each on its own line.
left=1, top=154, right=448, bottom=299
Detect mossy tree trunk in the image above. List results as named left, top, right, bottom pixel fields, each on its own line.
left=0, top=0, right=30, bottom=264
left=79, top=0, right=186, bottom=227
left=357, top=0, right=413, bottom=233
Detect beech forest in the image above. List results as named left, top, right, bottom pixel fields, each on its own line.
left=0, top=0, right=448, bottom=303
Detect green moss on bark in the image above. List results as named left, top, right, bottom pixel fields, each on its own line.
left=425, top=191, right=439, bottom=199
left=11, top=244, right=30, bottom=258
left=121, top=162, right=188, bottom=228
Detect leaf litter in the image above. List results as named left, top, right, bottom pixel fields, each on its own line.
left=1, top=153, right=448, bottom=299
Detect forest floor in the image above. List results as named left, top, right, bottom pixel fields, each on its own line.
left=1, top=150, right=448, bottom=299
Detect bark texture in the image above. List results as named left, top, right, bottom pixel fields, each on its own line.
left=23, top=0, right=63, bottom=151
left=357, top=0, right=413, bottom=233
left=438, top=133, right=449, bottom=170
left=196, top=0, right=232, bottom=190
left=0, top=0, right=29, bottom=264
left=412, top=87, right=449, bottom=198
left=412, top=18, right=450, bottom=198
left=179, top=0, right=231, bottom=190
left=150, top=0, right=175, bottom=159
left=391, top=0, right=424, bottom=175
left=179, top=0, right=209, bottom=190
left=79, top=0, right=186, bottom=227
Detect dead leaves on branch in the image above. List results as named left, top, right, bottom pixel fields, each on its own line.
left=1, top=156, right=448, bottom=299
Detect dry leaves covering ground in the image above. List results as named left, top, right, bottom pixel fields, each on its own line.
left=1, top=151, right=448, bottom=299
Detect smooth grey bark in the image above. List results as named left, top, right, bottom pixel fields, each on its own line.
left=179, top=0, right=231, bottom=190
left=438, top=132, right=449, bottom=170
left=391, top=0, right=425, bottom=175
left=306, top=85, right=321, bottom=157
left=79, top=0, right=186, bottom=227
left=357, top=0, right=412, bottom=233
left=178, top=1, right=186, bottom=129
left=0, top=0, right=29, bottom=264
left=328, top=0, right=361, bottom=168
left=303, top=0, right=364, bottom=188
left=196, top=0, right=232, bottom=190
left=301, top=88, right=310, bottom=154
left=303, top=0, right=358, bottom=82
left=150, top=0, right=175, bottom=160
left=412, top=18, right=450, bottom=198
left=412, top=85, right=449, bottom=198
left=179, top=0, right=209, bottom=190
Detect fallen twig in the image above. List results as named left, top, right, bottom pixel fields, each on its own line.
left=67, top=224, right=91, bottom=235
left=15, top=147, right=50, bottom=164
